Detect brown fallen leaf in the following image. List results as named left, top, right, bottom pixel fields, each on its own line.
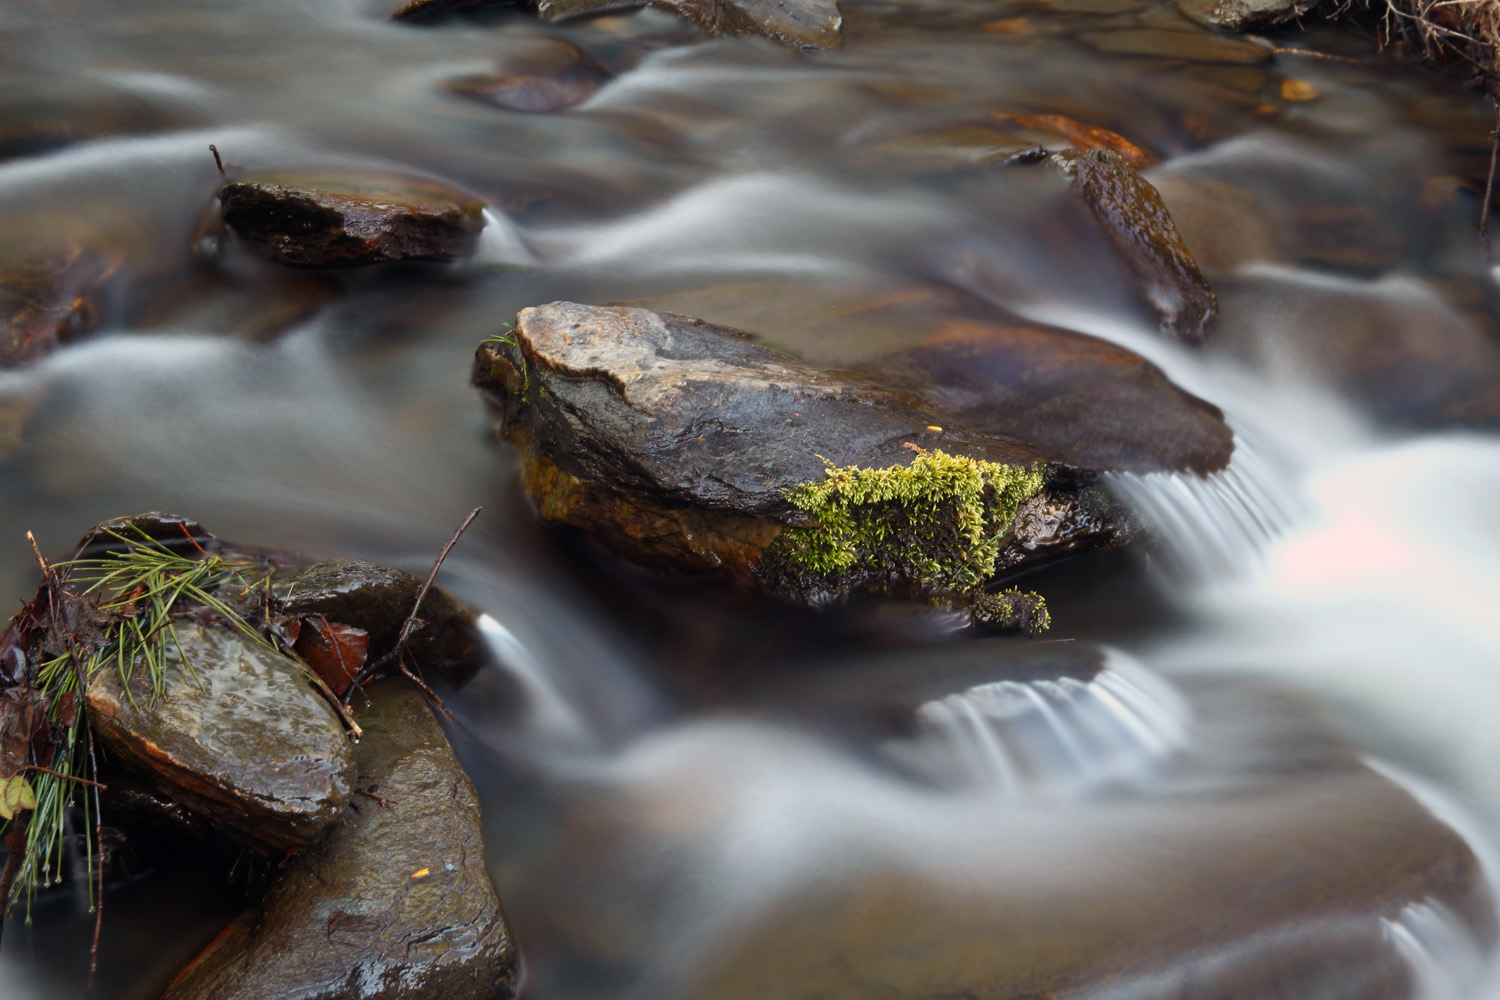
left=293, top=615, right=369, bottom=698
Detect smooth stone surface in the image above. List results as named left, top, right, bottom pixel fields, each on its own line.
left=1174, top=0, right=1315, bottom=31
left=162, top=680, right=519, bottom=1000
left=1054, top=148, right=1219, bottom=343
left=873, top=319, right=1233, bottom=474
left=85, top=622, right=354, bottom=855
left=218, top=170, right=486, bottom=268
left=447, top=38, right=609, bottom=113
left=272, top=558, right=484, bottom=688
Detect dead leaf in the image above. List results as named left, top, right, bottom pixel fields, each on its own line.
left=991, top=112, right=1157, bottom=169
left=294, top=616, right=369, bottom=698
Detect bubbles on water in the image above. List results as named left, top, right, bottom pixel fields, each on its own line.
left=887, top=650, right=1190, bottom=798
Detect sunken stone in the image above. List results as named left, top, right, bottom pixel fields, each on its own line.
left=218, top=170, right=486, bottom=268
left=162, top=680, right=518, bottom=1000
left=85, top=622, right=354, bottom=855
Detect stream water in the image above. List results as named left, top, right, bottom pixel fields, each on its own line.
left=4, top=0, right=1500, bottom=997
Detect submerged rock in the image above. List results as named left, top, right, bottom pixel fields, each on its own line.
left=163, top=680, right=519, bottom=1000
left=1051, top=148, right=1219, bottom=344
left=535, top=0, right=841, bottom=49
left=85, top=621, right=354, bottom=855
left=448, top=40, right=609, bottom=112
left=1174, top=0, right=1316, bottom=31
left=391, top=0, right=521, bottom=18
left=474, top=302, right=1228, bottom=605
left=218, top=170, right=486, bottom=268
left=1, top=237, right=121, bottom=367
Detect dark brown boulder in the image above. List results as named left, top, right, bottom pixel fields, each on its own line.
left=1052, top=148, right=1219, bottom=344
left=1174, top=0, right=1317, bottom=31
left=218, top=170, right=486, bottom=268
left=162, top=680, right=519, bottom=1000
left=85, top=622, right=354, bottom=855
left=535, top=0, right=841, bottom=49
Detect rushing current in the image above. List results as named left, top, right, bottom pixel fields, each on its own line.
left=4, top=0, right=1500, bottom=997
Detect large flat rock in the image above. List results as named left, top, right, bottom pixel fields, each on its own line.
left=474, top=302, right=1230, bottom=604
left=162, top=680, right=518, bottom=1000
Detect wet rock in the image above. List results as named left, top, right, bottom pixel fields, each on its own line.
left=271, top=558, right=484, bottom=688
left=873, top=320, right=1233, bottom=474
left=1148, top=172, right=1287, bottom=275
left=1, top=238, right=122, bottom=367
left=85, top=621, right=354, bottom=855
left=851, top=121, right=1035, bottom=174
left=218, top=170, right=486, bottom=268
left=539, top=0, right=841, bottom=49
left=1174, top=0, right=1315, bottom=31
left=652, top=0, right=842, bottom=50
left=473, top=302, right=1225, bottom=604
left=163, top=680, right=519, bottom=1000
left=1051, top=148, right=1219, bottom=343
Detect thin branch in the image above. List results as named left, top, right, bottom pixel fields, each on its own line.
left=11, top=765, right=107, bottom=790
left=1482, top=94, right=1500, bottom=255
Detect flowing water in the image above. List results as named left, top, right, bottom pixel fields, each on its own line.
left=4, top=0, right=1500, bottom=997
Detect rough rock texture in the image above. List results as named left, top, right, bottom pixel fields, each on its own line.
left=1053, top=148, right=1219, bottom=343
left=272, top=558, right=485, bottom=687
left=218, top=170, right=486, bottom=268
left=474, top=302, right=1230, bottom=601
left=535, top=0, right=841, bottom=49
left=1174, top=0, right=1317, bottom=31
left=85, top=622, right=354, bottom=854
left=163, top=680, right=519, bottom=1000
left=652, top=0, right=842, bottom=50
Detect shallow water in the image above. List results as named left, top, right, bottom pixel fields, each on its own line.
left=4, top=0, right=1500, bottom=997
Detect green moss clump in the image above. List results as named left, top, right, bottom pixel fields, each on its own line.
left=969, top=588, right=1051, bottom=635
left=768, top=448, right=1046, bottom=602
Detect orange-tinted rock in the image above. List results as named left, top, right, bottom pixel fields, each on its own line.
left=991, top=112, right=1157, bottom=168
left=218, top=170, right=486, bottom=268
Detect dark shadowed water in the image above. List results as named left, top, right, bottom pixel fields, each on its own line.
left=4, top=0, right=1500, bottom=997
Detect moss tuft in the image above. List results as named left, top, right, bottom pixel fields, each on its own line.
left=767, top=448, right=1046, bottom=601
left=969, top=588, right=1051, bottom=635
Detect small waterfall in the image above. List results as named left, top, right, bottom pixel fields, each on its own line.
left=888, top=652, right=1190, bottom=798
left=1106, top=431, right=1298, bottom=582
left=1383, top=901, right=1494, bottom=1000
left=474, top=207, right=536, bottom=269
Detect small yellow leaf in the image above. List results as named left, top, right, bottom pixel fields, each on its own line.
left=0, top=797, right=12, bottom=821
left=411, top=868, right=430, bottom=879
left=1, top=775, right=22, bottom=813
left=18, top=778, right=37, bottom=811
left=1279, top=79, right=1320, bottom=103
